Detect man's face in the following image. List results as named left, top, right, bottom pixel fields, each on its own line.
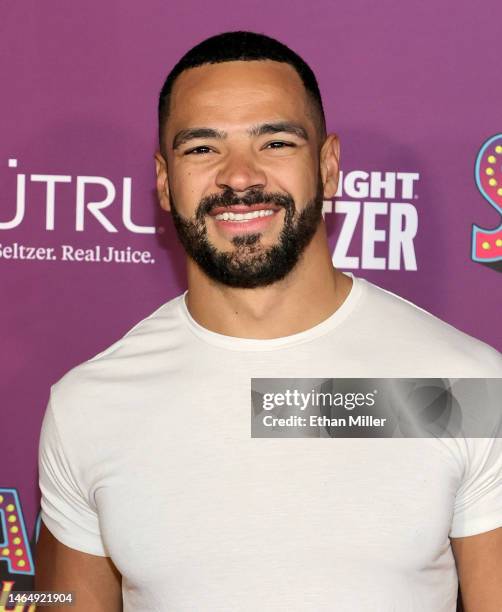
left=156, top=60, right=330, bottom=288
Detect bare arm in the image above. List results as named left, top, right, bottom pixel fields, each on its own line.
left=35, top=522, right=122, bottom=611
left=451, top=526, right=502, bottom=612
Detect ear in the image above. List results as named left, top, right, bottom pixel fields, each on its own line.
left=154, top=151, right=171, bottom=212
left=319, top=134, right=340, bottom=199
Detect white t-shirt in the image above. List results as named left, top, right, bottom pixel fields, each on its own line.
left=38, top=274, right=502, bottom=612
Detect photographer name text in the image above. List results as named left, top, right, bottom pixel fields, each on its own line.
left=263, top=415, right=387, bottom=428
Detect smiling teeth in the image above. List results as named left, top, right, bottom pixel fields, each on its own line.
left=214, top=210, right=276, bottom=221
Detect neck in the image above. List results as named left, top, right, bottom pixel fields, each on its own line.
left=184, top=222, right=353, bottom=339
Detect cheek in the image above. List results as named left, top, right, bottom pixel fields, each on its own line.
left=273, top=160, right=318, bottom=203
left=170, top=168, right=209, bottom=213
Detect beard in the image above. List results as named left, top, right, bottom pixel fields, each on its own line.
left=169, top=177, right=324, bottom=289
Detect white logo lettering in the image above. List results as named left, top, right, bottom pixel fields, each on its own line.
left=0, top=159, right=155, bottom=234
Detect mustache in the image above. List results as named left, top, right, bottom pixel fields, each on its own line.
left=197, top=188, right=295, bottom=218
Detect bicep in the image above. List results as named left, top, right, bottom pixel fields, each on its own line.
left=451, top=526, right=502, bottom=612
left=35, top=521, right=122, bottom=611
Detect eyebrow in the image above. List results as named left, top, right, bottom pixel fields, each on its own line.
left=172, top=127, right=226, bottom=150
left=248, top=122, right=309, bottom=141
left=172, top=121, right=309, bottom=149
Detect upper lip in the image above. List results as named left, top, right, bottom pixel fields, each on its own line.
left=209, top=203, right=282, bottom=216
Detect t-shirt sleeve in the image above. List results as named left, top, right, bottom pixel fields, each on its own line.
left=38, top=392, right=109, bottom=556
left=449, top=436, right=502, bottom=538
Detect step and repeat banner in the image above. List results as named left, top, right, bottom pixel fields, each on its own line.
left=1, top=0, right=501, bottom=604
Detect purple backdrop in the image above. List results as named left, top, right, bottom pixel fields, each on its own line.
left=1, top=0, right=501, bottom=598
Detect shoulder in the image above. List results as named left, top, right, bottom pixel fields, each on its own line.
left=50, top=293, right=186, bottom=420
left=353, top=277, right=502, bottom=376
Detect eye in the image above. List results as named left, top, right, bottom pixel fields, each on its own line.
left=184, top=146, right=213, bottom=155
left=265, top=141, right=296, bottom=150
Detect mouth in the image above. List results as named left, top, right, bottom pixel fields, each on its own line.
left=208, top=203, right=283, bottom=219
left=207, top=203, right=283, bottom=235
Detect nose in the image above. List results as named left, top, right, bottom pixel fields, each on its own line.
left=215, top=151, right=267, bottom=193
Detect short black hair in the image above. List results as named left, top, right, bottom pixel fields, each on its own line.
left=157, top=31, right=326, bottom=154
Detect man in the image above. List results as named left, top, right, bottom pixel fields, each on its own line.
left=36, top=31, right=502, bottom=611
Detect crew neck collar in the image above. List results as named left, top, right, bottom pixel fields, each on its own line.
left=177, top=273, right=365, bottom=351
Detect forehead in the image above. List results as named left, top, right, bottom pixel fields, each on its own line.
left=168, top=60, right=313, bottom=130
